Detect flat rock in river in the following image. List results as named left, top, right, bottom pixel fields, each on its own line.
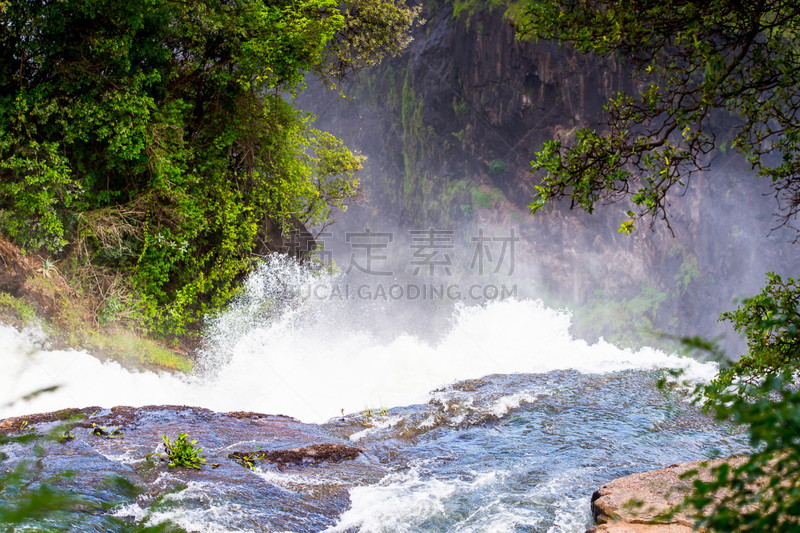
left=0, top=405, right=387, bottom=532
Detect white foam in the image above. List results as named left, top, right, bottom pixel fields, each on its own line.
left=0, top=326, right=204, bottom=420
left=113, top=482, right=255, bottom=533
left=253, top=467, right=342, bottom=488
left=323, top=467, right=509, bottom=532
left=349, top=415, right=405, bottom=441
left=101, top=449, right=144, bottom=465
left=0, top=261, right=717, bottom=423
left=325, top=461, right=598, bottom=533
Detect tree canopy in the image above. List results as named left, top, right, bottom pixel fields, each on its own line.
left=514, top=0, right=800, bottom=235
left=0, top=0, right=419, bottom=335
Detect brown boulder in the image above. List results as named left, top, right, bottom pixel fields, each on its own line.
left=587, top=457, right=748, bottom=533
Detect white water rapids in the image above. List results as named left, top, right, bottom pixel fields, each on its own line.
left=0, top=257, right=716, bottom=423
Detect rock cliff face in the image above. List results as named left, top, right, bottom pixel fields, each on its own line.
left=298, top=2, right=799, bottom=350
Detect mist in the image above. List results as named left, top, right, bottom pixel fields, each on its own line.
left=293, top=3, right=800, bottom=358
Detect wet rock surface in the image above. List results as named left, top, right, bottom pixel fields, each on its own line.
left=0, top=405, right=387, bottom=531
left=1, top=371, right=752, bottom=532
left=587, top=457, right=748, bottom=533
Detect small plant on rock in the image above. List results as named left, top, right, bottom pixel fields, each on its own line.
left=162, top=433, right=217, bottom=469
left=487, top=158, right=508, bottom=175
left=37, top=257, right=58, bottom=278
left=91, top=423, right=123, bottom=439
left=229, top=446, right=262, bottom=470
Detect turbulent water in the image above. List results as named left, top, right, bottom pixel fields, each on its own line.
left=0, top=257, right=749, bottom=532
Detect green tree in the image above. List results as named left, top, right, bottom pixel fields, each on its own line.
left=713, top=272, right=800, bottom=391
left=682, top=374, right=800, bottom=532
left=514, top=0, right=800, bottom=235
left=675, top=287, right=800, bottom=532
left=0, top=0, right=419, bottom=335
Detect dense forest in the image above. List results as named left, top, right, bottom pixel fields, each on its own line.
left=0, top=0, right=418, bottom=339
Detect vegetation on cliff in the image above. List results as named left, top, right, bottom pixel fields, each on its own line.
left=0, top=0, right=419, bottom=340
left=516, top=0, right=800, bottom=237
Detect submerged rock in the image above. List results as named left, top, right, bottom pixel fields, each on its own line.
left=586, top=457, right=748, bottom=533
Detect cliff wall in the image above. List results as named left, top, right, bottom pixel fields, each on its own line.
left=297, top=2, right=799, bottom=351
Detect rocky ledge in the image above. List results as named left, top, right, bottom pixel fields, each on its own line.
left=0, top=405, right=385, bottom=531
left=586, top=457, right=747, bottom=533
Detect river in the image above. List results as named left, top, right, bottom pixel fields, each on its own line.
left=0, top=256, right=748, bottom=532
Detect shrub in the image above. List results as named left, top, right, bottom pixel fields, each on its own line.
left=162, top=433, right=212, bottom=469
left=487, top=158, right=509, bottom=174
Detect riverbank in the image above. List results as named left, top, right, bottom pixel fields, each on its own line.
left=0, top=236, right=193, bottom=373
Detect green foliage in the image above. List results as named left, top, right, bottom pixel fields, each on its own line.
left=401, top=64, right=429, bottom=197
left=0, top=0, right=419, bottom=336
left=361, top=402, right=388, bottom=423
left=713, top=272, right=800, bottom=391
left=400, top=61, right=437, bottom=223
left=0, top=293, right=37, bottom=324
left=471, top=187, right=504, bottom=210
left=487, top=159, right=509, bottom=175
left=92, top=423, right=124, bottom=439
left=676, top=254, right=700, bottom=294
left=87, top=330, right=194, bottom=372
left=161, top=433, right=210, bottom=469
left=0, top=460, right=82, bottom=530
left=573, top=285, right=669, bottom=348
left=472, top=190, right=492, bottom=209
left=229, top=446, right=262, bottom=470
left=452, top=97, right=469, bottom=122
left=452, top=0, right=509, bottom=28
left=681, top=374, right=800, bottom=532
left=321, top=0, right=422, bottom=79
left=516, top=0, right=800, bottom=234
left=663, top=275, right=800, bottom=532
left=0, top=139, right=73, bottom=253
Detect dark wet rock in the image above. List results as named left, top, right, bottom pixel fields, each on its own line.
left=0, top=237, right=31, bottom=297
left=1, top=370, right=754, bottom=532
left=254, top=214, right=316, bottom=261
left=229, top=443, right=365, bottom=468
left=0, top=406, right=101, bottom=435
